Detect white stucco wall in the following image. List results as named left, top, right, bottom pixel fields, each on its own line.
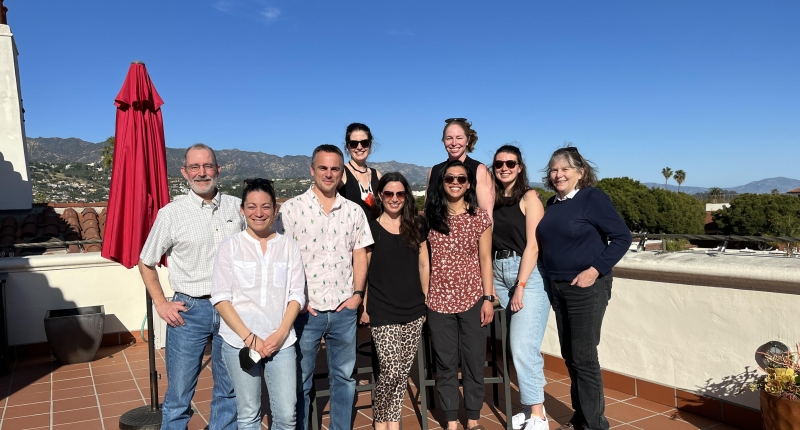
left=0, top=24, right=32, bottom=210
left=0, top=253, right=173, bottom=345
left=540, top=250, right=800, bottom=409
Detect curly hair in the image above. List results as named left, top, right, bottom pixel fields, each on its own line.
left=441, top=119, right=479, bottom=153
left=425, top=160, right=478, bottom=235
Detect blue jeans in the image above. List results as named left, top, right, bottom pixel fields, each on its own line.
left=219, top=341, right=297, bottom=430
left=547, top=276, right=612, bottom=430
left=294, top=308, right=358, bottom=430
left=493, top=256, right=550, bottom=406
left=162, top=293, right=237, bottom=430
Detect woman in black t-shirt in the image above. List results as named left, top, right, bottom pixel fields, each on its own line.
left=362, top=172, right=428, bottom=430
left=338, top=122, right=382, bottom=219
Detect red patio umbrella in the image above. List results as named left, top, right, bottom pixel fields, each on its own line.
left=101, top=61, right=170, bottom=268
left=102, top=61, right=169, bottom=430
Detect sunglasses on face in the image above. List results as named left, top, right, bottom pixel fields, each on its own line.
left=445, top=118, right=468, bottom=124
left=381, top=191, right=406, bottom=200
left=347, top=139, right=371, bottom=149
left=443, top=175, right=468, bottom=185
left=493, top=160, right=518, bottom=169
left=243, top=178, right=274, bottom=188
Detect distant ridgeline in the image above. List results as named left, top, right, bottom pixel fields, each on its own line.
left=25, top=137, right=430, bottom=185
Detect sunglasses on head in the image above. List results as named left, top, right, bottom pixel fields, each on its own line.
left=443, top=174, right=468, bottom=185
left=243, top=178, right=274, bottom=188
left=381, top=191, right=406, bottom=200
left=445, top=118, right=468, bottom=124
left=493, top=160, right=518, bottom=169
left=347, top=139, right=371, bottom=149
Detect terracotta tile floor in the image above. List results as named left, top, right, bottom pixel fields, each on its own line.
left=0, top=337, right=743, bottom=430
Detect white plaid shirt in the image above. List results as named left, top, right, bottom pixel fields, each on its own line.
left=140, top=190, right=245, bottom=297
left=275, top=187, right=373, bottom=311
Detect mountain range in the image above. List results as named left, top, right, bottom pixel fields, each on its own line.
left=24, top=137, right=800, bottom=193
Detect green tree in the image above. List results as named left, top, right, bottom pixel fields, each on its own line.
left=771, top=189, right=780, bottom=195
left=597, top=177, right=705, bottom=234
left=532, top=187, right=556, bottom=203
left=101, top=136, right=115, bottom=171
left=713, top=194, right=800, bottom=236
left=661, top=167, right=673, bottom=189
left=708, top=187, right=723, bottom=203
left=673, top=170, right=686, bottom=192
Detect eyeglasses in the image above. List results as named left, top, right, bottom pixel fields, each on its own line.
left=443, top=175, right=468, bottom=185
left=243, top=178, right=274, bottom=188
left=184, top=163, right=216, bottom=173
left=347, top=139, right=371, bottom=149
left=445, top=118, right=467, bottom=124
left=381, top=191, right=406, bottom=200
left=493, top=160, right=518, bottom=169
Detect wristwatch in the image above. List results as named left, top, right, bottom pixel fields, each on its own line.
left=352, top=290, right=365, bottom=299
left=482, top=295, right=495, bottom=302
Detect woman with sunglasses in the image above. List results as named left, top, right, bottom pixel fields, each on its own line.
left=538, top=147, right=632, bottom=430
left=362, top=172, right=429, bottom=430
left=425, top=160, right=494, bottom=430
left=210, top=178, right=306, bottom=430
left=491, top=145, right=550, bottom=430
left=427, top=118, right=495, bottom=220
left=339, top=122, right=382, bottom=219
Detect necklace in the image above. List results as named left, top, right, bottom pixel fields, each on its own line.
left=349, top=160, right=368, bottom=174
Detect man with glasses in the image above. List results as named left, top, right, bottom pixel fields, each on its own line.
left=274, top=144, right=373, bottom=430
left=139, top=143, right=244, bottom=430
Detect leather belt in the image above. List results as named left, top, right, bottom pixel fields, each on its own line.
left=493, top=250, right=518, bottom=260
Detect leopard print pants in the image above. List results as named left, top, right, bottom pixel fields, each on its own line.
left=370, top=315, right=425, bottom=423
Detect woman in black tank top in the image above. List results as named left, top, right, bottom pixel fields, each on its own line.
left=426, top=118, right=495, bottom=220
left=491, top=145, right=551, bottom=429
left=338, top=122, right=382, bottom=219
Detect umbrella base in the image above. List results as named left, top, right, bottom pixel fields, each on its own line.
left=119, top=405, right=163, bottom=430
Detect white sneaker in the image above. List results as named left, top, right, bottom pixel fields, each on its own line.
left=511, top=412, right=529, bottom=430
left=523, top=406, right=549, bottom=430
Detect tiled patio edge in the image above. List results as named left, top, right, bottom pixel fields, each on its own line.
left=543, top=353, right=764, bottom=430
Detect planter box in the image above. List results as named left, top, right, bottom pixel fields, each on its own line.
left=43, top=305, right=104, bottom=364
left=761, top=389, right=800, bottom=430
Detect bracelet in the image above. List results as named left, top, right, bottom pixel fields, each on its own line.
left=352, top=290, right=364, bottom=299
left=243, top=332, right=254, bottom=343
left=518, top=281, right=527, bottom=288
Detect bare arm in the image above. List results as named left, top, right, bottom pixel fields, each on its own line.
left=478, top=225, right=495, bottom=326
left=418, top=241, right=430, bottom=298
left=338, top=246, right=368, bottom=311
left=359, top=248, right=372, bottom=325
left=509, top=190, right=545, bottom=312
left=476, top=164, right=495, bottom=222
left=138, top=259, right=186, bottom=327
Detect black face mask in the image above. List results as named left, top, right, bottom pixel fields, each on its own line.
left=239, top=335, right=260, bottom=370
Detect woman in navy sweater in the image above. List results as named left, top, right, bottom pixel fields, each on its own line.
left=537, top=147, right=632, bottom=430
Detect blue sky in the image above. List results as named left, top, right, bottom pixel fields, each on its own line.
left=8, top=0, right=800, bottom=188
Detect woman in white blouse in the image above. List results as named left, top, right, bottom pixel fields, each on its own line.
left=211, top=178, right=306, bottom=430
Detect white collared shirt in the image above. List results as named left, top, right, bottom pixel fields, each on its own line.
left=555, top=187, right=581, bottom=202
left=275, top=187, right=373, bottom=311
left=211, top=231, right=306, bottom=349
left=140, top=190, right=245, bottom=297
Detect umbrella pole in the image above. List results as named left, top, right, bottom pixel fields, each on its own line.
left=118, top=290, right=163, bottom=430
left=146, top=290, right=159, bottom=409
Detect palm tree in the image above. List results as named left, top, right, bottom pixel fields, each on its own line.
left=661, top=167, right=673, bottom=190
left=673, top=170, right=686, bottom=192
left=708, top=187, right=723, bottom=203
left=101, top=136, right=114, bottom=171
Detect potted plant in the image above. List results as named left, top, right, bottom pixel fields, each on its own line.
left=751, top=342, right=800, bottom=429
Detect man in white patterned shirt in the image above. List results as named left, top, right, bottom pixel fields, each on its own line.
left=139, top=144, right=244, bottom=430
left=275, top=144, right=373, bottom=430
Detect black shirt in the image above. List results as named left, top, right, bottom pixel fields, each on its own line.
left=428, top=155, right=482, bottom=196
left=339, top=166, right=379, bottom=220
left=493, top=196, right=526, bottom=256
left=367, top=219, right=426, bottom=325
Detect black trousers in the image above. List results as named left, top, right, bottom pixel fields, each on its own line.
left=427, top=300, right=487, bottom=422
left=547, top=276, right=612, bottom=430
